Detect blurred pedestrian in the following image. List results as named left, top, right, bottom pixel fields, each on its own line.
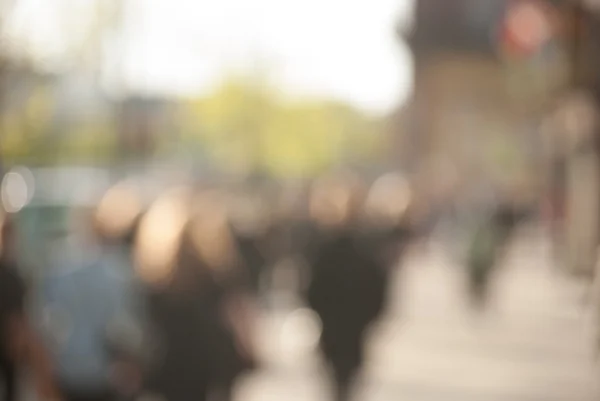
left=33, top=207, right=143, bottom=401
left=93, top=183, right=150, bottom=399
left=465, top=201, right=523, bottom=310
left=135, top=189, right=257, bottom=401
left=0, top=216, right=62, bottom=401
left=228, top=190, right=272, bottom=296
left=305, top=173, right=387, bottom=401
left=363, top=173, right=416, bottom=266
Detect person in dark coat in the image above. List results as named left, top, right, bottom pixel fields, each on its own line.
left=465, top=201, right=525, bottom=310
left=305, top=174, right=387, bottom=401
left=0, top=221, right=26, bottom=401
left=134, top=189, right=256, bottom=401
left=0, top=217, right=29, bottom=401
left=0, top=217, right=61, bottom=401
left=227, top=191, right=272, bottom=296
left=362, top=173, right=417, bottom=266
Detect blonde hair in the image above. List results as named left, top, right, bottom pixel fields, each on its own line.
left=94, top=182, right=142, bottom=241
left=134, top=187, right=242, bottom=288
left=188, top=190, right=240, bottom=274
left=134, top=187, right=193, bottom=287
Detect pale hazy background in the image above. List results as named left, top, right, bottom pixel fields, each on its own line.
left=5, top=0, right=415, bottom=115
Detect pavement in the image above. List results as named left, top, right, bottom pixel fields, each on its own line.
left=235, top=231, right=600, bottom=401
left=16, top=230, right=600, bottom=401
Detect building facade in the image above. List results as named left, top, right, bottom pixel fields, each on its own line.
left=401, top=0, right=568, bottom=208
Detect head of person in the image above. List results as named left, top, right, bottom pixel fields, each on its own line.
left=228, top=190, right=271, bottom=240
left=364, top=173, right=413, bottom=230
left=134, top=186, right=243, bottom=295
left=34, top=205, right=101, bottom=273
left=309, top=171, right=364, bottom=232
left=185, top=190, right=240, bottom=278
left=94, top=182, right=143, bottom=246
left=133, top=187, right=194, bottom=290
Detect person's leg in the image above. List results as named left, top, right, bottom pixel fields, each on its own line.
left=333, top=374, right=352, bottom=401
left=0, top=358, right=17, bottom=401
left=325, top=333, right=364, bottom=401
left=331, top=360, right=361, bottom=401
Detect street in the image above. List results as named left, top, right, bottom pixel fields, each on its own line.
left=236, top=231, right=600, bottom=401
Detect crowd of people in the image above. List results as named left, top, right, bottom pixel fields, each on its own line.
left=0, top=170, right=533, bottom=401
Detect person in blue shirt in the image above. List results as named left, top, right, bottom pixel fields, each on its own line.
left=32, top=208, right=144, bottom=401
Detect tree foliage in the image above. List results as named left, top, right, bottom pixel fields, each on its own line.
left=1, top=76, right=384, bottom=173
left=1, top=82, right=116, bottom=165
left=180, top=76, right=384, bottom=177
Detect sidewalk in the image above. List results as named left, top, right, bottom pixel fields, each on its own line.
left=236, top=233, right=600, bottom=401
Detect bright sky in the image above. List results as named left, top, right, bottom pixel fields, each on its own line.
left=8, top=0, right=414, bottom=115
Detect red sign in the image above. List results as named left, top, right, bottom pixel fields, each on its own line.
left=502, top=1, right=552, bottom=56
